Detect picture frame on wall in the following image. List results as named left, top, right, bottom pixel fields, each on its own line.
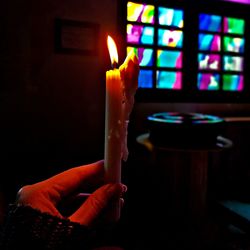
left=54, top=18, right=100, bottom=56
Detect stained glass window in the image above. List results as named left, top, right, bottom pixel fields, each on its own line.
left=125, top=1, right=248, bottom=102
left=126, top=1, right=184, bottom=90
left=197, top=13, right=245, bottom=92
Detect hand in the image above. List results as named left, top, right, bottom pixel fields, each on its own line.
left=15, top=160, right=126, bottom=227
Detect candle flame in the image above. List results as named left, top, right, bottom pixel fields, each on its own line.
left=107, top=35, right=118, bottom=66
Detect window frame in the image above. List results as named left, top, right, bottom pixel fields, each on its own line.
left=119, top=0, right=250, bottom=103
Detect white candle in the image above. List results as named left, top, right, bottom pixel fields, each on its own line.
left=104, top=36, right=139, bottom=221
left=104, top=36, right=123, bottom=184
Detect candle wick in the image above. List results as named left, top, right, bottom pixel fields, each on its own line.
left=112, top=61, right=118, bottom=69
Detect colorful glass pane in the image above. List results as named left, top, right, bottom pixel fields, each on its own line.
left=127, top=2, right=155, bottom=24
left=158, top=29, right=183, bottom=48
left=223, top=74, right=244, bottom=91
left=199, top=14, right=221, bottom=32
left=158, top=7, right=184, bottom=28
left=127, top=46, right=154, bottom=67
left=127, top=24, right=154, bottom=45
left=157, top=50, right=182, bottom=68
left=223, top=36, right=244, bottom=53
left=197, top=73, right=220, bottom=90
left=223, top=56, right=244, bottom=71
left=139, top=70, right=153, bottom=88
left=199, top=34, right=221, bottom=51
left=198, top=53, right=220, bottom=70
left=224, top=17, right=244, bottom=35
left=156, top=71, right=182, bottom=89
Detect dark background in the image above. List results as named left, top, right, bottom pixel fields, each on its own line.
left=0, top=0, right=250, bottom=248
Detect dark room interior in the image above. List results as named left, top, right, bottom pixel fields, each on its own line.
left=1, top=0, right=250, bottom=249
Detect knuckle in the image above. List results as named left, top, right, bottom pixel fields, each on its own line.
left=17, top=185, right=30, bottom=196
left=16, top=185, right=36, bottom=203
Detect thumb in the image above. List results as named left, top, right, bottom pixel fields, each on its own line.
left=69, top=183, right=125, bottom=226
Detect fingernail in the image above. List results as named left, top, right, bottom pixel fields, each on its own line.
left=120, top=198, right=125, bottom=208
left=121, top=184, right=127, bottom=193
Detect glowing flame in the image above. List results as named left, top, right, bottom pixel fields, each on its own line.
left=107, top=35, right=118, bottom=66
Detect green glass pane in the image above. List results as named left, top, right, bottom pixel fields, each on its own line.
left=224, top=17, right=244, bottom=35
left=223, top=74, right=243, bottom=91
left=223, top=36, right=244, bottom=53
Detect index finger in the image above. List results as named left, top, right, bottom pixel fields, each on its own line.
left=39, top=160, right=104, bottom=198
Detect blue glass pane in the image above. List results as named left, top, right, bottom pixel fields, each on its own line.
left=158, top=7, right=184, bottom=28
left=199, top=14, right=221, bottom=32
left=156, top=71, right=182, bottom=89
left=199, top=33, right=220, bottom=51
left=157, top=50, right=182, bottom=68
left=139, top=70, right=153, bottom=88
left=197, top=73, right=220, bottom=90
left=158, top=29, right=183, bottom=48
left=223, top=74, right=243, bottom=91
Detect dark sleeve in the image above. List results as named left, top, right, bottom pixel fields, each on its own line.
left=0, top=204, right=95, bottom=250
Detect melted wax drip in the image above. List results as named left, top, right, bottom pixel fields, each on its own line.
left=119, top=52, right=139, bottom=161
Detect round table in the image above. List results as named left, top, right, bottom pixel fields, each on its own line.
left=136, top=133, right=233, bottom=223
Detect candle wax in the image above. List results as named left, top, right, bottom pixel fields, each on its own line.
left=104, top=68, right=123, bottom=184
left=104, top=48, right=139, bottom=222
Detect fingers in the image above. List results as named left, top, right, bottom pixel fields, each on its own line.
left=16, top=185, right=63, bottom=218
left=68, top=183, right=126, bottom=226
left=36, top=160, right=105, bottom=200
